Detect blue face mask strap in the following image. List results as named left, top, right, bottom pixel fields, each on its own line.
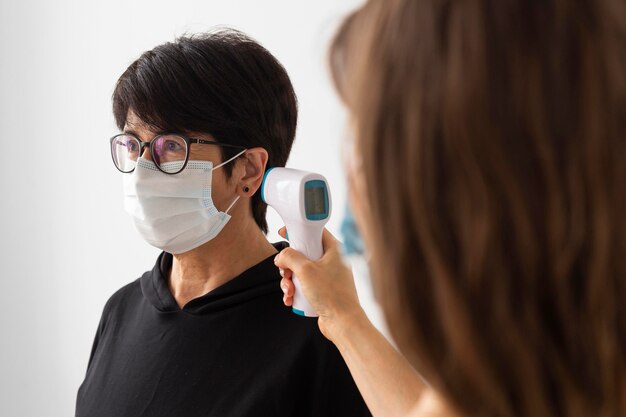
left=212, top=149, right=247, bottom=171
left=340, top=203, right=366, bottom=256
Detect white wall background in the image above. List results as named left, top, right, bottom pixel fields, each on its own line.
left=0, top=1, right=388, bottom=416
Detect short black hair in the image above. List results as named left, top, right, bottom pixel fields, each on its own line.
left=112, top=29, right=298, bottom=233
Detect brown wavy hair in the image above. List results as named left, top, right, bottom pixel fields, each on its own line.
left=330, top=1, right=626, bottom=416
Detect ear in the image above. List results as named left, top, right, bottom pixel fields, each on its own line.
left=237, top=147, right=269, bottom=196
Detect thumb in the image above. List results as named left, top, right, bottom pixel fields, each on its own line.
left=274, top=247, right=312, bottom=278
left=321, top=228, right=340, bottom=254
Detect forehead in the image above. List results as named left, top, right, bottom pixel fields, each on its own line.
left=123, top=110, right=223, bottom=160
left=123, top=110, right=156, bottom=138
left=123, top=109, right=216, bottom=142
left=124, top=110, right=145, bottom=128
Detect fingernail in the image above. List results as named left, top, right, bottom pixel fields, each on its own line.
left=281, top=284, right=287, bottom=293
left=279, top=268, right=285, bottom=277
left=274, top=255, right=279, bottom=263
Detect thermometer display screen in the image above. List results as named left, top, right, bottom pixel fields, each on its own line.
left=305, top=187, right=327, bottom=216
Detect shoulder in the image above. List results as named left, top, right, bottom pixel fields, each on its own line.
left=101, top=277, right=142, bottom=318
left=106, top=277, right=142, bottom=306
left=89, top=277, right=143, bottom=343
left=247, top=296, right=339, bottom=358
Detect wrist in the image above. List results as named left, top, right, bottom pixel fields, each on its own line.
left=324, top=305, right=370, bottom=345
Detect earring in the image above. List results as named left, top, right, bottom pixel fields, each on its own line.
left=243, top=186, right=250, bottom=193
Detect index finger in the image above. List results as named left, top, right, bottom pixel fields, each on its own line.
left=274, top=247, right=311, bottom=277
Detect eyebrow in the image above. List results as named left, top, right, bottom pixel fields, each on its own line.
left=122, top=129, right=168, bottom=140
left=123, top=129, right=140, bottom=136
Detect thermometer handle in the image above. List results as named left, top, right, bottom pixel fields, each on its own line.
left=285, top=223, right=324, bottom=317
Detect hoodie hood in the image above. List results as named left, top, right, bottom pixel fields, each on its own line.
left=140, top=241, right=288, bottom=314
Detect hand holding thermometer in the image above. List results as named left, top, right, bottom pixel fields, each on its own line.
left=261, top=167, right=332, bottom=317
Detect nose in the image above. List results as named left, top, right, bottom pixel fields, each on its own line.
left=140, top=142, right=153, bottom=162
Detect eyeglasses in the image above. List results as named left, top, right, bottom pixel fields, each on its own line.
left=110, top=133, right=246, bottom=175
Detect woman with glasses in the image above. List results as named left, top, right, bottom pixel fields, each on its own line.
left=75, top=30, right=370, bottom=417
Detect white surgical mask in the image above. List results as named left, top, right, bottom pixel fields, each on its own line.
left=123, top=150, right=246, bottom=254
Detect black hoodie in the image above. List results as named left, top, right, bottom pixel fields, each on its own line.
left=75, top=242, right=371, bottom=417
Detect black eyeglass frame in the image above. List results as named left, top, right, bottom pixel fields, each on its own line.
left=109, top=133, right=247, bottom=175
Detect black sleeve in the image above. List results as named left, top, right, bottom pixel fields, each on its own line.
left=311, top=340, right=372, bottom=416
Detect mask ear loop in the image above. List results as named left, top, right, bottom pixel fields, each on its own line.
left=212, top=149, right=247, bottom=170
left=224, top=195, right=240, bottom=214
left=212, top=148, right=247, bottom=214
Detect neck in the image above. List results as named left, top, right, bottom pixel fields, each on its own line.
left=167, top=213, right=278, bottom=309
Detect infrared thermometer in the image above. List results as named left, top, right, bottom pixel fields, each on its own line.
left=261, top=167, right=332, bottom=317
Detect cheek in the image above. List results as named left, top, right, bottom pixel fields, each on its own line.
left=347, top=171, right=372, bottom=246
left=190, top=149, right=219, bottom=163
left=209, top=169, right=227, bottom=202
left=209, top=169, right=238, bottom=210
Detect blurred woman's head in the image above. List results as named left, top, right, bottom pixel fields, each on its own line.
left=331, top=1, right=626, bottom=415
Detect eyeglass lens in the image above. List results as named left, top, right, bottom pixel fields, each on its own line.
left=111, top=134, right=189, bottom=174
